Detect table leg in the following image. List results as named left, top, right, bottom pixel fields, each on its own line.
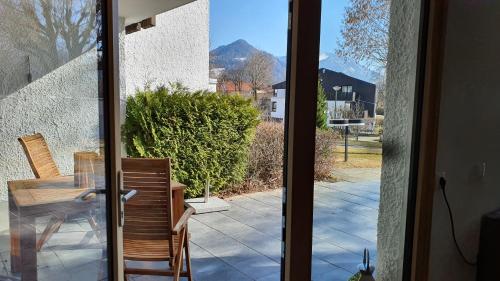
left=20, top=213, right=37, bottom=281
left=9, top=195, right=21, bottom=273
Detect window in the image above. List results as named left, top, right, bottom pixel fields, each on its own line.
left=272, top=101, right=277, bottom=112
left=342, top=85, right=353, bottom=93
left=273, top=90, right=278, bottom=97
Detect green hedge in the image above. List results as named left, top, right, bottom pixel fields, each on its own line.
left=122, top=84, right=260, bottom=198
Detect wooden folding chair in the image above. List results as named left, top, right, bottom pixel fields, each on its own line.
left=18, top=133, right=101, bottom=251
left=122, top=158, right=194, bottom=281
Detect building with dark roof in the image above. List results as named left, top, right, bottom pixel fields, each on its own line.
left=270, top=69, right=377, bottom=121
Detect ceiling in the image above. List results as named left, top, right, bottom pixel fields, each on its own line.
left=119, top=0, right=197, bottom=25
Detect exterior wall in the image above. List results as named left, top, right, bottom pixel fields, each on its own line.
left=270, top=96, right=285, bottom=121
left=123, top=0, right=209, bottom=96
left=376, top=0, right=422, bottom=280
left=0, top=50, right=100, bottom=201
left=428, top=1, right=500, bottom=280
left=275, top=89, right=286, bottom=98
left=326, top=100, right=349, bottom=120
left=0, top=0, right=210, bottom=201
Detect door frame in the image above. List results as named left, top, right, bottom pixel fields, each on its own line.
left=282, top=0, right=322, bottom=280
left=102, top=0, right=123, bottom=280
left=282, top=0, right=447, bottom=280
left=407, top=1, right=449, bottom=281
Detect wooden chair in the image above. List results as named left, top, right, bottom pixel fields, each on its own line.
left=18, top=133, right=101, bottom=251
left=122, top=158, right=194, bottom=281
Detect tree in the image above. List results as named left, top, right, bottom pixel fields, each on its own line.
left=226, top=67, right=246, bottom=93
left=336, top=0, right=390, bottom=70
left=0, top=0, right=97, bottom=96
left=316, top=81, right=328, bottom=129
left=245, top=51, right=274, bottom=100
left=375, top=75, right=386, bottom=115
left=217, top=70, right=229, bottom=94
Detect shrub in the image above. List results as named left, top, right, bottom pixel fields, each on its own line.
left=317, top=81, right=328, bottom=129
left=224, top=122, right=338, bottom=195
left=314, top=129, right=338, bottom=180
left=246, top=122, right=285, bottom=190
left=122, top=84, right=260, bottom=198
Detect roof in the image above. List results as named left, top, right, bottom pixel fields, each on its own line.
left=217, top=81, right=253, bottom=93
left=272, top=68, right=376, bottom=102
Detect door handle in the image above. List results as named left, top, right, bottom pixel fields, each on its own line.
left=118, top=170, right=137, bottom=227
left=121, top=189, right=137, bottom=203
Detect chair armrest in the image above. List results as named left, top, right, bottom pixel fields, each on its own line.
left=172, top=207, right=195, bottom=235
left=75, top=189, right=97, bottom=202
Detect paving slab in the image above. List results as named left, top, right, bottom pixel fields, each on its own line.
left=0, top=178, right=380, bottom=281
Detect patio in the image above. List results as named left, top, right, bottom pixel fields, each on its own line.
left=0, top=176, right=379, bottom=281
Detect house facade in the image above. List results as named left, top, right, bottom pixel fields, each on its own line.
left=270, top=68, right=377, bottom=123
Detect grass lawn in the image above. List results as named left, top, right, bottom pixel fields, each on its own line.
left=333, top=146, right=382, bottom=169
left=348, top=139, right=382, bottom=148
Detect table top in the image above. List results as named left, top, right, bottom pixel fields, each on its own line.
left=8, top=176, right=186, bottom=207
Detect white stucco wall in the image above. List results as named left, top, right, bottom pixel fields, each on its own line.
left=428, top=2, right=500, bottom=280
left=123, top=0, right=209, bottom=96
left=0, top=50, right=101, bottom=201
left=376, top=0, right=422, bottom=280
left=270, top=96, right=285, bottom=120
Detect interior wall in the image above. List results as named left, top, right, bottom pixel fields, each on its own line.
left=428, top=1, right=500, bottom=280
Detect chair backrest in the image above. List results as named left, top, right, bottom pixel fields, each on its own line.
left=122, top=158, right=174, bottom=256
left=18, top=133, right=60, bottom=179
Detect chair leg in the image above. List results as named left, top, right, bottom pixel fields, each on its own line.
left=184, top=229, right=193, bottom=281
left=173, top=228, right=186, bottom=281
left=87, top=215, right=104, bottom=243
left=37, top=216, right=64, bottom=251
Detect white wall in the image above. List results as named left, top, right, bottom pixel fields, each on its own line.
left=0, top=51, right=101, bottom=201
left=377, top=0, right=422, bottom=279
left=0, top=0, right=210, bottom=201
left=270, top=96, right=285, bottom=120
left=123, top=0, right=209, bottom=96
left=428, top=1, right=500, bottom=280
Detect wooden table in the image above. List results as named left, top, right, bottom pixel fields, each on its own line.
left=8, top=176, right=186, bottom=281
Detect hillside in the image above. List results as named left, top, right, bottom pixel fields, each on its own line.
left=210, top=39, right=379, bottom=84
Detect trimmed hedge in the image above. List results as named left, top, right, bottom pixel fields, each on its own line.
left=122, top=84, right=260, bottom=198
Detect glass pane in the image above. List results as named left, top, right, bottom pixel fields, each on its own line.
left=0, top=0, right=109, bottom=280
left=117, top=0, right=288, bottom=279
left=311, top=0, right=419, bottom=279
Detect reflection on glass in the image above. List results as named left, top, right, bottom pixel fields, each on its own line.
left=0, top=0, right=108, bottom=280
left=0, top=0, right=99, bottom=97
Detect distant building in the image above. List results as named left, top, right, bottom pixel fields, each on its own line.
left=270, top=68, right=377, bottom=122
left=216, top=81, right=253, bottom=95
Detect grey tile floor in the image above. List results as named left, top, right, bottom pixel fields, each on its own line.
left=0, top=179, right=379, bottom=281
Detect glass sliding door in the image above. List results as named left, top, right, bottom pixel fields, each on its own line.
left=0, top=0, right=113, bottom=280
left=308, top=0, right=425, bottom=280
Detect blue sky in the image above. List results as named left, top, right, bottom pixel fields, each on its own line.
left=210, top=0, right=350, bottom=56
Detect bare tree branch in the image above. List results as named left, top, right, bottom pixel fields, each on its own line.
left=244, top=52, right=274, bottom=100
left=336, top=0, right=390, bottom=70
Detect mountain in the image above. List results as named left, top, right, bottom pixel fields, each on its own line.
left=210, top=39, right=379, bottom=85
left=318, top=53, right=380, bottom=83
left=210, top=40, right=286, bottom=83
left=278, top=53, right=380, bottom=83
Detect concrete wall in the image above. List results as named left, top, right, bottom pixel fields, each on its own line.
left=376, top=0, right=422, bottom=280
left=0, top=50, right=101, bottom=201
left=0, top=0, right=210, bottom=201
left=123, top=0, right=209, bottom=96
left=428, top=1, right=500, bottom=280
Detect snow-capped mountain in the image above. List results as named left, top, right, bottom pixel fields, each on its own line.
left=318, top=52, right=380, bottom=83
left=210, top=39, right=286, bottom=83
left=210, top=39, right=380, bottom=84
